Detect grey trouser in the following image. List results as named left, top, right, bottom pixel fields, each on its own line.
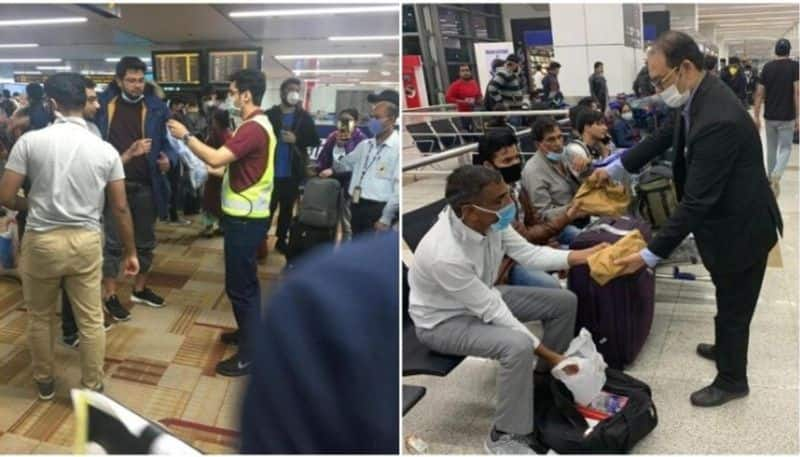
left=765, top=120, right=795, bottom=180
left=103, top=182, right=156, bottom=279
left=416, top=286, right=577, bottom=435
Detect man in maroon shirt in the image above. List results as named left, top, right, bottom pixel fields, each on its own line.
left=167, top=69, right=272, bottom=377
left=446, top=64, right=483, bottom=132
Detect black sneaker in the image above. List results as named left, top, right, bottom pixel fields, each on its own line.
left=63, top=321, right=113, bottom=349
left=104, top=295, right=131, bottom=321
left=63, top=333, right=79, bottom=348
left=131, top=287, right=165, bottom=308
left=215, top=353, right=251, bottom=377
left=220, top=329, right=240, bottom=345
left=36, top=378, right=55, bottom=401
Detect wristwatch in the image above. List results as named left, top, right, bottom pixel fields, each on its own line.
left=182, top=132, right=194, bottom=145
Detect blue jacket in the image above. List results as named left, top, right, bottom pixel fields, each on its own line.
left=611, top=118, right=635, bottom=148
left=95, top=83, right=177, bottom=219
left=240, top=232, right=399, bottom=454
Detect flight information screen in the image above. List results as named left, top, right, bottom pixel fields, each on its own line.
left=208, top=49, right=261, bottom=83
left=153, top=51, right=201, bottom=84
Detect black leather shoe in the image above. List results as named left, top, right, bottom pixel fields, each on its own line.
left=690, top=384, right=748, bottom=407
left=696, top=343, right=716, bottom=361
left=220, top=329, right=240, bottom=345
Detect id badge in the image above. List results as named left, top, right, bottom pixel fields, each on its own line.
left=352, top=186, right=362, bottom=204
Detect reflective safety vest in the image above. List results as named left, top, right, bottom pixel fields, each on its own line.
left=221, top=114, right=276, bottom=218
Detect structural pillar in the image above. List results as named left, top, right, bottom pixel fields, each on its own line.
left=549, top=3, right=645, bottom=99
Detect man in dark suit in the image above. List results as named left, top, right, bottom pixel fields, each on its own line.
left=593, top=31, right=783, bottom=407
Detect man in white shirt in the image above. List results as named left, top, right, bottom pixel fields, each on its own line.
left=409, top=165, right=606, bottom=454
left=0, top=73, right=139, bottom=400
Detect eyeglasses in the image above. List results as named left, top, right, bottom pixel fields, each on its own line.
left=650, top=67, right=678, bottom=92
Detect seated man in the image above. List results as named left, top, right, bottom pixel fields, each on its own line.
left=521, top=117, right=587, bottom=245
left=477, top=130, right=586, bottom=288
left=408, top=165, right=606, bottom=454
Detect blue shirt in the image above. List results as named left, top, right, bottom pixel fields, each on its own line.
left=239, top=232, right=399, bottom=453
left=275, top=112, right=295, bottom=178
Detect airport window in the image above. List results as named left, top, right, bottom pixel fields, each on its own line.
left=442, top=37, right=471, bottom=62
left=403, top=4, right=418, bottom=34
left=404, top=35, right=423, bottom=56
left=438, top=7, right=467, bottom=36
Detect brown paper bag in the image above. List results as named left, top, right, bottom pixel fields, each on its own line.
left=573, top=180, right=630, bottom=217
left=587, top=229, right=647, bottom=286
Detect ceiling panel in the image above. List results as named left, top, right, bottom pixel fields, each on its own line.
left=0, top=3, right=399, bottom=83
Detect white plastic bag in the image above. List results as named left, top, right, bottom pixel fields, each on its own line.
left=166, top=128, right=208, bottom=190
left=551, top=328, right=608, bottom=405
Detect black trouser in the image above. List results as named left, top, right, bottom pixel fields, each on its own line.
left=269, top=177, right=299, bottom=247
left=167, top=162, right=182, bottom=221
left=709, top=255, right=769, bottom=392
left=350, top=199, right=387, bottom=236
left=62, top=292, right=78, bottom=337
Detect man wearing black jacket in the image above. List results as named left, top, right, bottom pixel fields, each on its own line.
left=593, top=31, right=783, bottom=407
left=721, top=56, right=748, bottom=106
left=265, top=78, right=320, bottom=254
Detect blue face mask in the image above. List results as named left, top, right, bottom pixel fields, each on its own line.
left=546, top=151, right=563, bottom=162
left=368, top=117, right=385, bottom=137
left=473, top=202, right=517, bottom=232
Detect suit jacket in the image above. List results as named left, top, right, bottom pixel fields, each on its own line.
left=621, top=73, right=782, bottom=274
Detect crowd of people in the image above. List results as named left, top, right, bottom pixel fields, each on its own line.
left=0, top=56, right=400, bottom=396
left=411, top=31, right=795, bottom=454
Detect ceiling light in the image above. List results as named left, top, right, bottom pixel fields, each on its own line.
left=381, top=71, right=391, bottom=76
left=36, top=66, right=72, bottom=71
left=0, top=17, right=87, bottom=27
left=230, top=6, right=397, bottom=18
left=0, top=43, right=38, bottom=48
left=329, top=35, right=399, bottom=41
left=301, top=79, right=320, bottom=83
left=360, top=81, right=398, bottom=86
left=0, top=58, right=62, bottom=63
left=293, top=69, right=370, bottom=74
left=275, top=53, right=383, bottom=60
left=80, top=70, right=115, bottom=75
left=14, top=71, right=42, bottom=75
left=105, top=57, right=151, bottom=63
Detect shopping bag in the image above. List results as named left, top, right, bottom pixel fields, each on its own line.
left=573, top=179, right=630, bottom=217
left=586, top=229, right=648, bottom=286
left=551, top=328, right=608, bottom=405
left=166, top=129, right=208, bottom=190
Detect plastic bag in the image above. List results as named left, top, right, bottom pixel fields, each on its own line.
left=551, top=328, right=608, bottom=405
left=165, top=129, right=208, bottom=190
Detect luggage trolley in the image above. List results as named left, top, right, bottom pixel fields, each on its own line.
left=655, top=235, right=712, bottom=282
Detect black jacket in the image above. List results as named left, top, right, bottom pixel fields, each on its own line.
left=621, top=73, right=782, bottom=274
left=265, top=105, right=321, bottom=180
left=721, top=65, right=747, bottom=102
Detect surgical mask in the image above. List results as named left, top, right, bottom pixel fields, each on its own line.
left=621, top=112, right=633, bottom=121
left=367, top=117, right=385, bottom=136
left=659, top=82, right=690, bottom=108
left=223, top=96, right=241, bottom=117
left=496, top=162, right=522, bottom=184
left=287, top=91, right=301, bottom=105
left=120, top=91, right=144, bottom=104
left=472, top=202, right=517, bottom=232
left=546, top=151, right=563, bottom=162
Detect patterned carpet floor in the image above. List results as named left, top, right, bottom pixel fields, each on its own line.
left=0, top=215, right=285, bottom=453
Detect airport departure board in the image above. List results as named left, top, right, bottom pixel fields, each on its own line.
left=208, top=49, right=261, bottom=83
left=153, top=51, right=201, bottom=85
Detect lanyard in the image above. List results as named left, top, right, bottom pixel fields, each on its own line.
left=358, top=141, right=384, bottom=186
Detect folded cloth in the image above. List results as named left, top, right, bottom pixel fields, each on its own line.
left=573, top=179, right=630, bottom=217
left=166, top=128, right=208, bottom=190
left=587, top=229, right=647, bottom=286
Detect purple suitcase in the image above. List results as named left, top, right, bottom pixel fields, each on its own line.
left=568, top=216, right=655, bottom=369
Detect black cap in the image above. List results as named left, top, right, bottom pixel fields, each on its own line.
left=776, top=38, right=791, bottom=57
left=367, top=89, right=399, bottom=106
left=506, top=54, right=521, bottom=64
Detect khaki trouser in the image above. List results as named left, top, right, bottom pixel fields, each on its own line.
left=21, top=227, right=104, bottom=389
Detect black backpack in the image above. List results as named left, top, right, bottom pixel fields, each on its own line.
left=533, top=369, right=658, bottom=454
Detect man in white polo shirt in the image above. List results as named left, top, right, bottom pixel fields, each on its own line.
left=0, top=73, right=139, bottom=400
left=409, top=165, right=606, bottom=454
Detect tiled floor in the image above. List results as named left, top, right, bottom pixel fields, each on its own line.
left=0, top=216, right=286, bottom=454
left=402, top=140, right=800, bottom=453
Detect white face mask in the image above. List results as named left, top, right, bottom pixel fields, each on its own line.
left=287, top=91, right=301, bottom=105
left=659, top=69, right=690, bottom=108
left=621, top=112, right=633, bottom=121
